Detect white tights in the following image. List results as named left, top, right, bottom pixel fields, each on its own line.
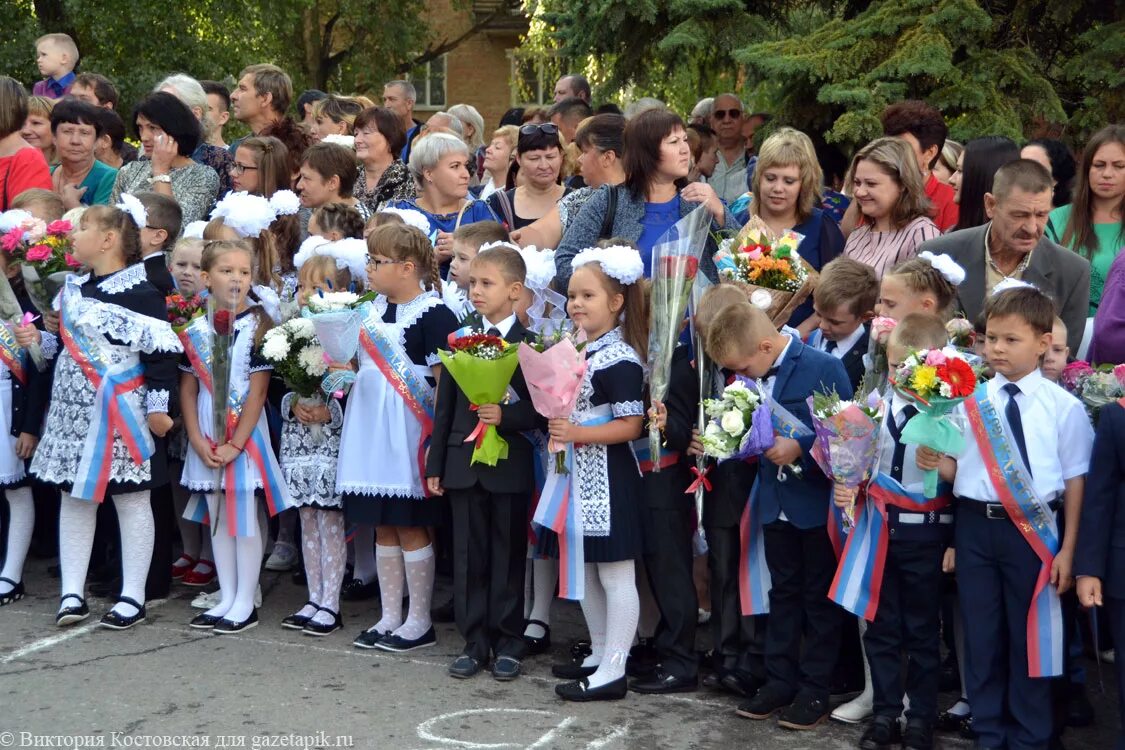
left=298, top=507, right=347, bottom=625
left=204, top=493, right=262, bottom=623
left=0, top=486, right=34, bottom=593
left=578, top=560, right=640, bottom=689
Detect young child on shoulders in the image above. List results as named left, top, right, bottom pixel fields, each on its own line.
left=809, top=257, right=878, bottom=392
left=706, top=301, right=852, bottom=730
left=32, top=33, right=79, bottom=99
left=936, top=286, right=1093, bottom=750
left=425, top=244, right=543, bottom=680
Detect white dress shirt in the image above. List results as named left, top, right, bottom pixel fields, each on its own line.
left=816, top=324, right=866, bottom=360
left=483, top=312, right=517, bottom=339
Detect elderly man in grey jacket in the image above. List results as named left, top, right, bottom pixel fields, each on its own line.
left=916, top=159, right=1090, bottom=352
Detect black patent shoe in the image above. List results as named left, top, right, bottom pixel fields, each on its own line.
left=303, top=608, right=343, bottom=637
left=281, top=601, right=319, bottom=630
left=353, top=628, right=388, bottom=649
left=523, top=618, right=551, bottom=655
left=56, top=594, right=89, bottom=627
left=629, top=668, right=698, bottom=694
left=340, top=577, right=379, bottom=601
left=552, top=660, right=597, bottom=679
left=860, top=715, right=902, bottom=749
left=213, top=609, right=259, bottom=634
left=0, top=577, right=25, bottom=606
left=555, top=676, right=628, bottom=702
left=189, top=612, right=223, bottom=629
left=375, top=626, right=436, bottom=652
left=99, top=596, right=147, bottom=630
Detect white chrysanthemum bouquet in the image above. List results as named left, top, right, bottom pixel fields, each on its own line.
left=259, top=318, right=327, bottom=397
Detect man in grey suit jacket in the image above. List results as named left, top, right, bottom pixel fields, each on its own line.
left=917, top=159, right=1090, bottom=352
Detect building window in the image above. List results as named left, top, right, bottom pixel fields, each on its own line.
left=509, top=51, right=566, bottom=107
left=409, top=55, right=447, bottom=109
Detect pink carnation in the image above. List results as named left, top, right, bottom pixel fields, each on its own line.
left=65, top=253, right=82, bottom=268
left=25, top=244, right=52, bottom=262
left=870, top=316, right=898, bottom=345
left=1060, top=360, right=1094, bottom=393
left=46, top=220, right=73, bottom=236
left=1, top=228, right=21, bottom=253
left=924, top=349, right=947, bottom=367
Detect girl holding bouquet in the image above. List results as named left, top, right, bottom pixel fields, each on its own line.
left=546, top=245, right=647, bottom=701
left=276, top=252, right=356, bottom=636
left=180, top=240, right=292, bottom=634
left=30, top=198, right=181, bottom=630
left=340, top=223, right=457, bottom=653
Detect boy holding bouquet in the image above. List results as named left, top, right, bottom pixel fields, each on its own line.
left=706, top=302, right=852, bottom=730
left=425, top=245, right=543, bottom=681
left=833, top=313, right=955, bottom=750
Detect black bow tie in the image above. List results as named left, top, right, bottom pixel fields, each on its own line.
left=765, top=366, right=780, bottom=380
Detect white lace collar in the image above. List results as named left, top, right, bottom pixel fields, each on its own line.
left=96, top=263, right=147, bottom=294
left=373, top=290, right=441, bottom=329
left=585, top=327, right=624, bottom=354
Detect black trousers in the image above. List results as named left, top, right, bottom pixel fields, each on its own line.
left=705, top=523, right=766, bottom=681
left=642, top=501, right=698, bottom=679
left=762, top=520, right=841, bottom=702
left=864, top=540, right=945, bottom=722
left=449, top=485, right=528, bottom=662
left=956, top=507, right=1053, bottom=750
left=1107, top=596, right=1125, bottom=750
left=145, top=483, right=174, bottom=600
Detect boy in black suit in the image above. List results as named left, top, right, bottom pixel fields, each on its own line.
left=808, top=257, right=877, bottom=392
left=425, top=245, right=544, bottom=681
left=135, top=191, right=182, bottom=295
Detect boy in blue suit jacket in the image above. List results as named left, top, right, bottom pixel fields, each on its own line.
left=706, top=301, right=852, bottom=731
left=1077, top=400, right=1125, bottom=750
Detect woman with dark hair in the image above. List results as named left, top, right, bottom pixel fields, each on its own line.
left=0, top=76, right=52, bottom=209
left=50, top=99, right=118, bottom=208
left=486, top=123, right=569, bottom=230
left=949, top=136, right=1020, bottom=231
left=555, top=109, right=733, bottom=285
left=297, top=141, right=368, bottom=218
left=353, top=106, right=413, bottom=213
left=1048, top=124, right=1125, bottom=313
left=1022, top=138, right=1077, bottom=208
left=112, top=92, right=219, bottom=223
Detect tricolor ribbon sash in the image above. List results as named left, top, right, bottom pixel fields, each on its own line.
left=0, top=323, right=28, bottom=385
left=738, top=487, right=772, bottom=615
left=829, top=473, right=952, bottom=621
left=532, top=407, right=613, bottom=601
left=61, top=294, right=154, bottom=503
left=632, top=438, right=680, bottom=473
left=359, top=316, right=434, bottom=495
left=965, top=386, right=1063, bottom=678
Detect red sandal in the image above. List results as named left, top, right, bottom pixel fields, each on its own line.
left=181, top=560, right=216, bottom=587
left=171, top=555, right=195, bottom=580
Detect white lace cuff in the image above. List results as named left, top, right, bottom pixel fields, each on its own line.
left=146, top=389, right=170, bottom=413
left=425, top=352, right=442, bottom=367
left=40, top=331, right=59, bottom=360
left=611, top=400, right=644, bottom=418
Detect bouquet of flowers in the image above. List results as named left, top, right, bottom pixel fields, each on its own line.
left=167, top=292, right=206, bottom=333
left=1, top=216, right=81, bottom=313
left=713, top=214, right=815, bottom=326
left=260, top=317, right=331, bottom=442
left=698, top=378, right=770, bottom=460
left=890, top=347, right=980, bottom=497
left=301, top=288, right=375, bottom=397
left=438, top=330, right=521, bottom=466
left=518, top=330, right=587, bottom=474
left=1060, top=361, right=1125, bottom=423
left=808, top=389, right=885, bottom=528
left=647, top=206, right=712, bottom=470
left=946, top=316, right=976, bottom=349
left=857, top=316, right=898, bottom=397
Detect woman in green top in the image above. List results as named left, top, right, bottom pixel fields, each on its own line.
left=1047, top=124, right=1125, bottom=313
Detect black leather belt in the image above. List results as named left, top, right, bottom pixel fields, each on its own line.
left=959, top=498, right=1062, bottom=520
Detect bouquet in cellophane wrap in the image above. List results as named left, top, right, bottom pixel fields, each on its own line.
left=259, top=317, right=330, bottom=442
left=1060, top=361, right=1125, bottom=424
left=438, top=329, right=521, bottom=466
left=647, top=205, right=712, bottom=471
left=808, top=389, right=885, bottom=528
left=167, top=292, right=206, bottom=334
left=891, top=347, right=981, bottom=497
left=713, top=214, right=815, bottom=326
left=1, top=213, right=81, bottom=315
left=301, top=288, right=374, bottom=398
left=208, top=291, right=238, bottom=534
left=698, top=378, right=771, bottom=461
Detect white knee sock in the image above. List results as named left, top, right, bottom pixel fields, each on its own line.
left=393, top=544, right=434, bottom=640
left=112, top=491, right=153, bottom=618
left=226, top=510, right=263, bottom=623
left=0, top=487, right=34, bottom=592
left=310, top=511, right=346, bottom=626
left=525, top=557, right=558, bottom=639
left=205, top=493, right=238, bottom=619
left=352, top=524, right=377, bottom=584
left=587, top=560, right=639, bottom=689
left=369, top=544, right=404, bottom=634
left=58, top=492, right=98, bottom=611
left=297, top=507, right=322, bottom=618
left=578, top=563, right=606, bottom=669
left=635, top=561, right=659, bottom=640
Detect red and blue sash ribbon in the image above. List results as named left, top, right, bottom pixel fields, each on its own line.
left=532, top=409, right=613, bottom=601
left=738, top=488, right=772, bottom=615
left=61, top=298, right=154, bottom=503
left=359, top=318, right=434, bottom=495
left=965, top=385, right=1064, bottom=678
left=632, top=438, right=680, bottom=473
left=829, top=473, right=952, bottom=621
left=0, top=323, right=28, bottom=386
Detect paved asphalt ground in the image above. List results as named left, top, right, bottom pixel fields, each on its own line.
left=2, top=564, right=1119, bottom=749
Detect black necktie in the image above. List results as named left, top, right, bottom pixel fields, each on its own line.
left=825, top=339, right=837, bottom=353
left=1003, top=383, right=1032, bottom=475
left=887, top=405, right=918, bottom=482
left=487, top=326, right=501, bottom=337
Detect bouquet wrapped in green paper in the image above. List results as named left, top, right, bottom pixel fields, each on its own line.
left=438, top=331, right=521, bottom=466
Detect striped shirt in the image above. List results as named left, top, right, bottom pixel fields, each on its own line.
left=843, top=215, right=941, bottom=278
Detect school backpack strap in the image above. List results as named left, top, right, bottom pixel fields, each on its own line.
left=491, top=188, right=516, bottom=232
left=598, top=185, right=618, bottom=240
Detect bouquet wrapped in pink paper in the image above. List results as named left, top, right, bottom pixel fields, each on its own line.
left=518, top=332, right=587, bottom=474
left=808, top=389, right=885, bottom=527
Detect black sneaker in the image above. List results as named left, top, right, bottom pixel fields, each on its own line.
left=777, top=694, right=830, bottom=730
left=860, top=715, right=902, bottom=749
left=735, top=682, right=794, bottom=720
left=902, top=719, right=933, bottom=750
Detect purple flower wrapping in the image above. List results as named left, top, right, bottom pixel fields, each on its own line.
left=731, top=402, right=775, bottom=461
left=807, top=399, right=882, bottom=488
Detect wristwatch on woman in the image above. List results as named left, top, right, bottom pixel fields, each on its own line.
left=149, top=173, right=172, bottom=185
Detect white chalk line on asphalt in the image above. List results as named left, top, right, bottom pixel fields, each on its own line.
left=2, top=598, right=171, bottom=664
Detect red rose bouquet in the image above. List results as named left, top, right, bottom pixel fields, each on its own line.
left=438, top=329, right=521, bottom=466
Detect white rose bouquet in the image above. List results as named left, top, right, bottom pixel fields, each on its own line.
left=699, top=379, right=769, bottom=460
left=259, top=318, right=330, bottom=441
